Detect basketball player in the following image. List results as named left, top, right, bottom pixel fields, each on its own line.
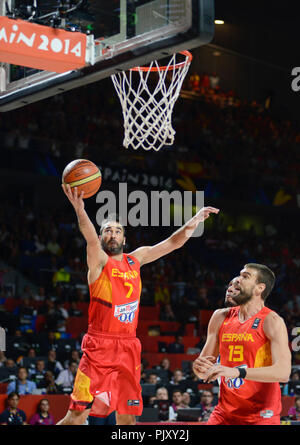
left=57, top=184, right=219, bottom=425
left=193, top=264, right=291, bottom=425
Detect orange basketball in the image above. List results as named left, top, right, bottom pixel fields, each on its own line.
left=62, top=159, right=102, bottom=199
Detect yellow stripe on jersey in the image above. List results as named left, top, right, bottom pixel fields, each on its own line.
left=91, top=272, right=113, bottom=304
left=72, top=368, right=93, bottom=403
left=254, top=341, right=272, bottom=368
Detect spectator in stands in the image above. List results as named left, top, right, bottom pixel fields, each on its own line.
left=45, top=349, right=64, bottom=378
left=159, top=303, right=176, bottom=321
left=29, top=398, right=55, bottom=425
left=288, top=396, right=300, bottom=421
left=9, top=329, right=31, bottom=360
left=0, top=392, right=27, bottom=425
left=46, top=234, right=62, bottom=257
left=55, top=360, right=78, bottom=394
left=195, top=285, right=212, bottom=309
left=38, top=299, right=55, bottom=317
left=147, top=372, right=159, bottom=386
left=21, top=285, right=34, bottom=300
left=167, top=335, right=185, bottom=354
left=155, top=387, right=169, bottom=400
left=169, top=369, right=185, bottom=388
left=169, top=390, right=187, bottom=421
left=155, top=357, right=173, bottom=381
left=3, top=358, right=18, bottom=376
left=195, top=390, right=215, bottom=422
left=171, top=275, right=186, bottom=302
left=45, top=301, right=68, bottom=333
left=54, top=301, right=69, bottom=333
left=29, top=359, right=47, bottom=389
left=33, top=286, right=47, bottom=302
left=182, top=391, right=192, bottom=408
left=7, top=366, right=37, bottom=395
left=64, top=349, right=81, bottom=369
left=288, top=370, right=300, bottom=396
left=140, top=358, right=149, bottom=384
left=52, top=266, right=70, bottom=287
left=41, top=331, right=59, bottom=354
left=44, top=370, right=59, bottom=394
left=151, top=387, right=170, bottom=421
left=68, top=301, right=83, bottom=317
left=55, top=300, right=69, bottom=320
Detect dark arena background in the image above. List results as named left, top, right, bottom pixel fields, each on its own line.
left=0, top=0, right=299, bottom=434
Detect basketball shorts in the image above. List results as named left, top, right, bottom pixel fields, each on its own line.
left=69, top=330, right=143, bottom=417
left=206, top=405, right=280, bottom=425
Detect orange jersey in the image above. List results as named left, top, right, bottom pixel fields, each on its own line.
left=88, top=254, right=142, bottom=335
left=217, top=306, right=281, bottom=422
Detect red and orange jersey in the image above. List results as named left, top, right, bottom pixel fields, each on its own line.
left=88, top=254, right=142, bottom=335
left=217, top=306, right=282, bottom=421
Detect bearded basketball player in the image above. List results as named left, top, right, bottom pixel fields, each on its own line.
left=57, top=184, right=219, bottom=425
left=193, top=264, right=291, bottom=425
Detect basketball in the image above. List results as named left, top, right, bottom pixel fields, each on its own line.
left=62, top=159, right=102, bottom=199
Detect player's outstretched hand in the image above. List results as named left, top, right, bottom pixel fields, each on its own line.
left=194, top=206, right=220, bottom=223
left=61, top=184, right=85, bottom=213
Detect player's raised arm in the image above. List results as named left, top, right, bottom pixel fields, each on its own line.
left=61, top=184, right=108, bottom=275
left=130, top=206, right=219, bottom=266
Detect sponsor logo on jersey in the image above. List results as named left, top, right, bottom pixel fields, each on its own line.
left=260, top=409, right=274, bottom=418
left=224, top=365, right=247, bottom=390
left=127, top=399, right=140, bottom=406
left=114, top=300, right=139, bottom=323
left=127, top=256, right=135, bottom=265
left=222, top=333, right=254, bottom=342
left=251, top=318, right=261, bottom=329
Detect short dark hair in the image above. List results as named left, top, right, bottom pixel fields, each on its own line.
left=99, top=213, right=125, bottom=236
left=7, top=392, right=19, bottom=401
left=244, top=263, right=275, bottom=300
left=172, top=389, right=183, bottom=395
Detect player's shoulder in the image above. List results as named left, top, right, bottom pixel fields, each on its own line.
left=264, top=307, right=283, bottom=322
left=213, top=307, right=232, bottom=317
left=263, top=308, right=286, bottom=332
left=209, top=307, right=232, bottom=327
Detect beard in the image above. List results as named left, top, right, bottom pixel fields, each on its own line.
left=101, top=238, right=123, bottom=255
left=225, top=285, right=254, bottom=307
left=224, top=296, right=238, bottom=308
left=228, top=289, right=253, bottom=306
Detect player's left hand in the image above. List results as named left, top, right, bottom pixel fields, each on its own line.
left=194, top=206, right=220, bottom=223
left=203, top=365, right=239, bottom=383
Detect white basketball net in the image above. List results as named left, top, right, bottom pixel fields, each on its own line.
left=111, top=52, right=192, bottom=151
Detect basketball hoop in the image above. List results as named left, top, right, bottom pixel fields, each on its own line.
left=111, top=51, right=193, bottom=151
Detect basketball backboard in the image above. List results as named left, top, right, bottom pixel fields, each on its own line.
left=0, top=0, right=214, bottom=111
